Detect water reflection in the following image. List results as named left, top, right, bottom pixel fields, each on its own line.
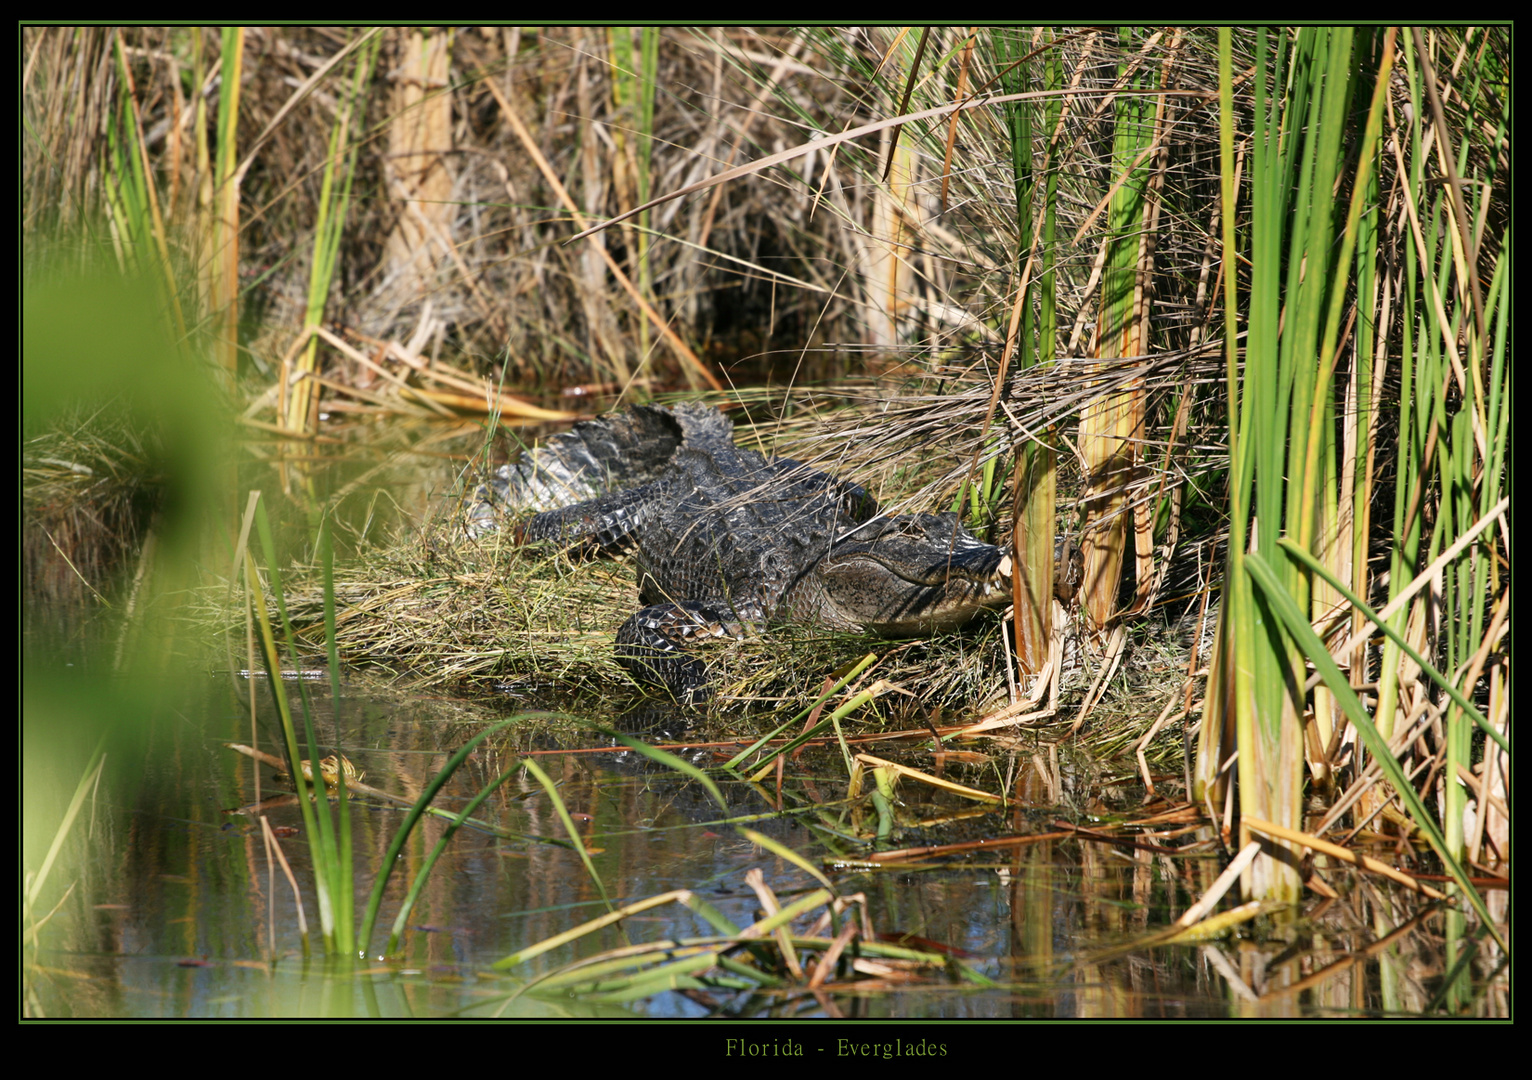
left=25, top=676, right=1508, bottom=1019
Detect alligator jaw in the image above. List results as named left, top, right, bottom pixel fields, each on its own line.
left=810, top=542, right=1013, bottom=636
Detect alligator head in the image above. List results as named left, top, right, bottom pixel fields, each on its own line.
left=793, top=512, right=1013, bottom=635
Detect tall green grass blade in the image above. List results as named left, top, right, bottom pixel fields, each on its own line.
left=1276, top=537, right=1499, bottom=748
left=519, top=756, right=614, bottom=913
left=1297, top=31, right=1392, bottom=554
left=1205, top=29, right=1417, bottom=901
left=23, top=735, right=107, bottom=930
left=999, top=37, right=1059, bottom=658
left=601, top=729, right=727, bottom=812
left=318, top=517, right=353, bottom=954
left=1242, top=551, right=1501, bottom=949
left=290, top=30, right=379, bottom=431
left=357, top=716, right=523, bottom=957
left=243, top=543, right=332, bottom=949
left=383, top=761, right=526, bottom=956
left=608, top=27, right=661, bottom=383
left=251, top=494, right=342, bottom=947
left=106, top=34, right=187, bottom=337
left=210, top=28, right=244, bottom=383
left=1075, top=29, right=1160, bottom=630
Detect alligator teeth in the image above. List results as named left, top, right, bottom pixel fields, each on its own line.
left=998, top=554, right=1013, bottom=578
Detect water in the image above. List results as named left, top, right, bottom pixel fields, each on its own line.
left=24, top=667, right=1504, bottom=1019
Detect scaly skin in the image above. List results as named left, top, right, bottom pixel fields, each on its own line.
left=477, top=404, right=1012, bottom=701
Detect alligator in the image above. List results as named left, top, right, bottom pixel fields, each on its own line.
left=468, top=403, right=1013, bottom=702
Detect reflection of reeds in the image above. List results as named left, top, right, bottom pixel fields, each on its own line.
left=491, top=824, right=987, bottom=1005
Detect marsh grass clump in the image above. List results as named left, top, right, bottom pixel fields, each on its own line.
left=23, top=404, right=176, bottom=665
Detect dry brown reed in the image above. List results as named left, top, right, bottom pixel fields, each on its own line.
left=23, top=28, right=909, bottom=400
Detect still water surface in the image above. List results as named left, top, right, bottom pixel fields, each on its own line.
left=27, top=672, right=1498, bottom=1019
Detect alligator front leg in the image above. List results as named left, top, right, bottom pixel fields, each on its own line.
left=513, top=483, right=657, bottom=557
left=614, top=601, right=746, bottom=704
